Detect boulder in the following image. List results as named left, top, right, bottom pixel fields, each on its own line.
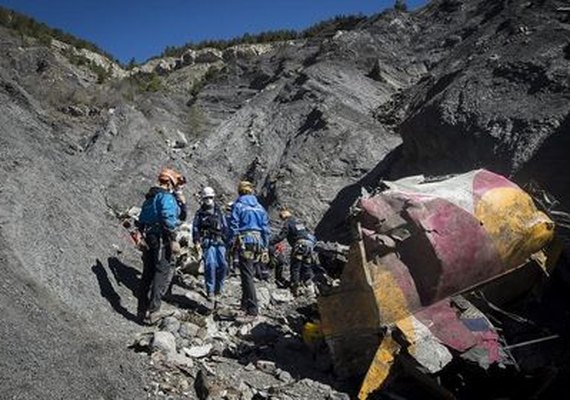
left=270, top=289, right=293, bottom=304
left=181, top=49, right=196, bottom=66
left=151, top=331, right=177, bottom=355
left=179, top=322, right=201, bottom=339
left=166, top=352, right=194, bottom=368
left=257, top=287, right=271, bottom=307
left=255, top=360, right=277, bottom=375
left=159, top=316, right=181, bottom=335
left=195, top=48, right=223, bottom=63
left=183, top=344, right=213, bottom=358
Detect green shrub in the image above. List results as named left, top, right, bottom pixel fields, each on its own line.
left=394, top=0, right=408, bottom=12
left=62, top=48, right=113, bottom=84
left=157, top=14, right=366, bottom=60
left=185, top=104, right=207, bottom=136
left=0, top=6, right=117, bottom=61
left=128, top=71, right=163, bottom=93
left=188, top=65, right=222, bottom=99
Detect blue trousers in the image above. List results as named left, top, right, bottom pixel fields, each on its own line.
left=203, top=244, right=228, bottom=295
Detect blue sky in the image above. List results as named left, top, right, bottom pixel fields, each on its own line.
left=0, top=0, right=427, bottom=63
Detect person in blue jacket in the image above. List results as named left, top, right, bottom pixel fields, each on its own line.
left=136, top=168, right=186, bottom=324
left=228, top=181, right=270, bottom=318
left=192, top=186, right=228, bottom=303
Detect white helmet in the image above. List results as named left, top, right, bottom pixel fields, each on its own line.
left=201, top=186, right=215, bottom=199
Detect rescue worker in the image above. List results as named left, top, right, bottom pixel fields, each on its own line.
left=269, top=241, right=288, bottom=288
left=228, top=181, right=270, bottom=319
left=192, top=187, right=228, bottom=302
left=270, top=209, right=317, bottom=296
left=137, top=168, right=186, bottom=324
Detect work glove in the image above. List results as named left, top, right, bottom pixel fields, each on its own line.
left=260, top=250, right=270, bottom=264
left=176, top=192, right=186, bottom=205
left=170, top=240, right=181, bottom=255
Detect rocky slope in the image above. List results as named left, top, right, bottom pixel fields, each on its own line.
left=318, top=0, right=570, bottom=240
left=0, top=0, right=569, bottom=398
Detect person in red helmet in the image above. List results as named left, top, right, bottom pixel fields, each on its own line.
left=136, top=168, right=187, bottom=324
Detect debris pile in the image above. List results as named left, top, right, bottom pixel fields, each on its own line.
left=120, top=169, right=570, bottom=399
left=130, top=273, right=350, bottom=399
left=318, top=169, right=561, bottom=399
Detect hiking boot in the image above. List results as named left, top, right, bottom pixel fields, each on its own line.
left=290, top=284, right=300, bottom=297
left=213, top=294, right=221, bottom=309
left=137, top=310, right=147, bottom=325
left=276, top=278, right=289, bottom=289
left=144, top=309, right=169, bottom=325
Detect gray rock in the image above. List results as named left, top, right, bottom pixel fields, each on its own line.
left=152, top=331, right=177, bottom=355
left=182, top=344, right=213, bottom=358
left=257, top=287, right=271, bottom=307
left=327, top=393, right=350, bottom=400
left=179, top=322, right=201, bottom=339
left=276, top=369, right=293, bottom=383
left=165, top=352, right=194, bottom=368
left=210, top=340, right=226, bottom=356
left=204, top=316, right=218, bottom=336
left=194, top=368, right=230, bottom=400
left=159, top=316, right=181, bottom=335
left=255, top=360, right=277, bottom=375
left=195, top=48, right=223, bottom=63
left=155, top=59, right=176, bottom=74
left=270, top=289, right=294, bottom=304
left=175, top=337, right=190, bottom=349
left=133, top=332, right=153, bottom=349
left=184, top=290, right=212, bottom=310
left=2, top=2, right=569, bottom=398
left=181, top=49, right=196, bottom=65
left=66, top=105, right=86, bottom=117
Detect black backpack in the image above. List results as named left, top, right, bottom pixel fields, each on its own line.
left=197, top=206, right=223, bottom=236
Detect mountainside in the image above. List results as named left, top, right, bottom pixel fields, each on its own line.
left=0, top=0, right=569, bottom=398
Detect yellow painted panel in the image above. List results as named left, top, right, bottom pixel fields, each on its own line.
left=358, top=336, right=400, bottom=400
left=475, top=187, right=554, bottom=268
left=372, top=267, right=412, bottom=325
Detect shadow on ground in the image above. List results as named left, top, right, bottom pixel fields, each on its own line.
left=315, top=145, right=403, bottom=244
left=92, top=259, right=139, bottom=324
left=234, top=304, right=358, bottom=396
left=107, top=256, right=140, bottom=297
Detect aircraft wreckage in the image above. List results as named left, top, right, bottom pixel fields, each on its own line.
left=318, top=169, right=562, bottom=399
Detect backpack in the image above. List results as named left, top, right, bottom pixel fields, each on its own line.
left=291, top=220, right=314, bottom=244
left=138, top=187, right=164, bottom=227
left=197, top=206, right=223, bottom=237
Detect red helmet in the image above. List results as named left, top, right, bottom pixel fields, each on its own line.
left=158, top=168, right=182, bottom=187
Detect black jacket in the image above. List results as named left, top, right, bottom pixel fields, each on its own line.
left=270, top=217, right=312, bottom=247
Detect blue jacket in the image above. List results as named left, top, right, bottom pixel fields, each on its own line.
left=138, top=187, right=181, bottom=235
left=228, top=195, right=270, bottom=247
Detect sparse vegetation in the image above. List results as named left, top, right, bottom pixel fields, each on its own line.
left=62, top=48, right=113, bottom=83
left=158, top=14, right=365, bottom=59
left=127, top=57, right=137, bottom=70
left=0, top=6, right=117, bottom=62
left=185, top=104, right=208, bottom=137
left=127, top=71, right=163, bottom=93
left=394, top=0, right=408, bottom=12
left=188, top=65, right=223, bottom=99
